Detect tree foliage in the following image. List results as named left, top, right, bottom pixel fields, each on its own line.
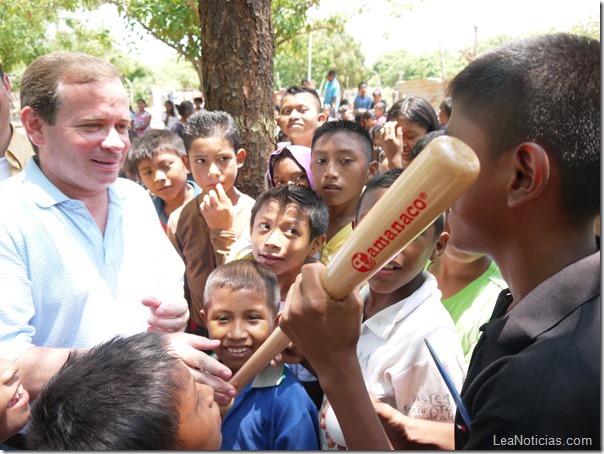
left=275, top=28, right=371, bottom=89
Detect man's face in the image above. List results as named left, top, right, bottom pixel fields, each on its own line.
left=34, top=77, right=131, bottom=200
left=359, top=84, right=368, bottom=96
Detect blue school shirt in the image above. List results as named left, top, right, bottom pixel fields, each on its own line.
left=221, top=364, right=320, bottom=450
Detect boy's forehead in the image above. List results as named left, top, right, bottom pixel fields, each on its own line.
left=312, top=132, right=369, bottom=157
left=281, top=92, right=319, bottom=109
left=256, top=199, right=309, bottom=221
left=189, top=136, right=236, bottom=154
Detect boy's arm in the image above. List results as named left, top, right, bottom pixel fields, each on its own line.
left=280, top=263, right=392, bottom=450
left=200, top=183, right=237, bottom=265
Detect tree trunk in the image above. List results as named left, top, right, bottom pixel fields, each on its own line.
left=198, top=0, right=275, bottom=198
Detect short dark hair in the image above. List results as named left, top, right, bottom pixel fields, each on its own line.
left=410, top=129, right=445, bottom=159
left=127, top=129, right=186, bottom=176
left=312, top=120, right=374, bottom=163
left=27, top=333, right=185, bottom=450
left=194, top=97, right=203, bottom=103
left=250, top=184, right=328, bottom=244
left=356, top=168, right=445, bottom=239
left=448, top=33, right=600, bottom=223
left=328, top=70, right=336, bottom=77
left=280, top=85, right=322, bottom=112
left=204, top=260, right=280, bottom=314
left=386, top=96, right=440, bottom=133
left=183, top=109, right=240, bottom=153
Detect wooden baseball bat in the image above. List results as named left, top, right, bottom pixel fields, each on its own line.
left=222, top=135, right=480, bottom=408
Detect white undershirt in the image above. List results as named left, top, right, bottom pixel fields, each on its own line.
left=0, top=156, right=11, bottom=181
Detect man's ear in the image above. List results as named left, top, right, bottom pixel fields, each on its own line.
left=309, top=233, right=326, bottom=256
left=507, top=143, right=550, bottom=208
left=236, top=148, right=247, bottom=169
left=430, top=231, right=450, bottom=263
left=20, top=106, right=46, bottom=148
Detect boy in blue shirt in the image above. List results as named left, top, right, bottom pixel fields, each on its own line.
left=201, top=260, right=320, bottom=450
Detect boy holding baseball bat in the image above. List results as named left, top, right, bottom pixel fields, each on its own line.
left=200, top=260, right=320, bottom=450
left=279, top=33, right=600, bottom=450
left=321, top=168, right=466, bottom=449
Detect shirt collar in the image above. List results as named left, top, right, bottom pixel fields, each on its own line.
left=363, top=272, right=439, bottom=339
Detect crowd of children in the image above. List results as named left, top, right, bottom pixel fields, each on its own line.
left=0, top=32, right=599, bottom=451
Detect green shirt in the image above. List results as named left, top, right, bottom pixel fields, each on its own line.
left=440, top=260, right=506, bottom=363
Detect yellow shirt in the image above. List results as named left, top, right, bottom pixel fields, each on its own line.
left=319, top=222, right=353, bottom=266
left=5, top=123, right=34, bottom=177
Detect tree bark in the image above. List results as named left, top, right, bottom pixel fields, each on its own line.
left=198, top=0, right=275, bottom=198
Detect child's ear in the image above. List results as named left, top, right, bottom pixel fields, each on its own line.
left=429, top=231, right=450, bottom=263
left=236, top=148, right=247, bottom=169
left=182, top=154, right=191, bottom=173
left=316, top=111, right=327, bottom=127
left=366, top=160, right=379, bottom=181
left=20, top=106, right=46, bottom=148
left=507, top=143, right=550, bottom=208
left=200, top=309, right=207, bottom=324
left=309, top=233, right=326, bottom=256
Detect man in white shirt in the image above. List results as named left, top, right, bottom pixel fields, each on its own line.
left=0, top=52, right=235, bottom=411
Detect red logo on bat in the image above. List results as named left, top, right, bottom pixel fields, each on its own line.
left=351, top=252, right=376, bottom=272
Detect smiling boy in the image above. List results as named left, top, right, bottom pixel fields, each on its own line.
left=201, top=260, right=320, bottom=450
left=278, top=86, right=326, bottom=148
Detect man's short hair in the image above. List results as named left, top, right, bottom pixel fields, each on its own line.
left=20, top=52, right=121, bottom=125
left=127, top=129, right=186, bottom=176
left=27, top=333, right=186, bottom=450
left=204, top=260, right=280, bottom=314
left=312, top=119, right=374, bottom=163
left=448, top=33, right=600, bottom=222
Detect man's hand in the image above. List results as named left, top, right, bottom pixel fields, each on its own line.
left=143, top=295, right=189, bottom=333
left=165, top=332, right=236, bottom=406
left=200, top=183, right=234, bottom=230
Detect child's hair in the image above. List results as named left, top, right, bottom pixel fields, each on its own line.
left=251, top=184, right=328, bottom=242
left=127, top=129, right=186, bottom=175
left=267, top=145, right=316, bottom=190
left=312, top=119, right=374, bottom=163
left=204, top=260, right=280, bottom=315
left=448, top=33, right=600, bottom=223
left=177, top=100, right=194, bottom=118
left=410, top=129, right=445, bottom=159
left=386, top=96, right=440, bottom=133
left=183, top=110, right=240, bottom=152
left=356, top=168, right=445, bottom=239
left=439, top=97, right=452, bottom=119
left=280, top=85, right=322, bottom=112
left=27, top=333, right=187, bottom=450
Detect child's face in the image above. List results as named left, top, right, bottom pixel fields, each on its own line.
left=396, top=118, right=429, bottom=156
left=136, top=151, right=189, bottom=203
left=251, top=201, right=323, bottom=282
left=201, top=288, right=275, bottom=374
left=272, top=157, right=310, bottom=189
left=174, top=362, right=222, bottom=450
left=278, top=93, right=326, bottom=146
left=186, top=136, right=245, bottom=197
left=357, top=188, right=446, bottom=295
left=311, top=132, right=377, bottom=209
left=0, top=359, right=30, bottom=442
